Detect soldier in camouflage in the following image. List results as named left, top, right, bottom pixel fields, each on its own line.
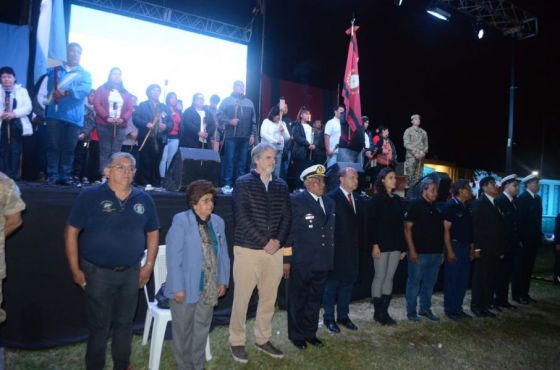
left=403, top=114, right=428, bottom=188
left=0, top=172, right=25, bottom=324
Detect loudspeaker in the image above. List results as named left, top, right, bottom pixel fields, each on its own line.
left=407, top=172, right=452, bottom=202
left=325, top=162, right=365, bottom=194
left=164, top=148, right=221, bottom=192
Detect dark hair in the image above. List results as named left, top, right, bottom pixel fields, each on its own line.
left=191, top=92, right=204, bottom=105
left=297, top=106, right=310, bottom=121
left=146, top=84, right=161, bottom=98
left=451, top=179, right=470, bottom=196
left=0, top=66, right=15, bottom=77
left=210, top=94, right=220, bottom=104
left=267, top=105, right=280, bottom=121
left=333, top=104, right=345, bottom=112
left=186, top=180, right=217, bottom=208
left=166, top=92, right=177, bottom=106
left=104, top=67, right=127, bottom=92
left=362, top=115, right=369, bottom=122
left=479, top=176, right=495, bottom=189
left=68, top=42, right=82, bottom=51
left=374, top=167, right=396, bottom=196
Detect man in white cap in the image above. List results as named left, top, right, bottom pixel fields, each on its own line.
left=493, top=174, right=521, bottom=310
left=513, top=173, right=542, bottom=304
left=284, top=164, right=335, bottom=350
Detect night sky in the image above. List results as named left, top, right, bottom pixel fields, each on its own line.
left=2, top=0, right=559, bottom=177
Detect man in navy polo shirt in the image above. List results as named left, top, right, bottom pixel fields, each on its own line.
left=65, top=152, right=160, bottom=370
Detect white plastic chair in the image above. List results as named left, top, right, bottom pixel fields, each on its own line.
left=141, top=245, right=212, bottom=370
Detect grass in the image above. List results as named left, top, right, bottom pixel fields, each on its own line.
left=7, top=249, right=560, bottom=370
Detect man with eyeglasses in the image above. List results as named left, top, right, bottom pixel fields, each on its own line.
left=64, top=152, right=160, bottom=370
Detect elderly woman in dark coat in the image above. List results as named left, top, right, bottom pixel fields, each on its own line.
left=165, top=180, right=230, bottom=370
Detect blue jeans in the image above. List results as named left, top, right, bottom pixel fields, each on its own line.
left=406, top=253, right=441, bottom=313
left=322, top=279, right=354, bottom=322
left=221, top=137, right=249, bottom=187
left=81, top=259, right=140, bottom=370
left=46, top=119, right=81, bottom=181
left=280, top=148, right=291, bottom=181
left=443, top=242, right=471, bottom=314
left=0, top=134, right=22, bottom=180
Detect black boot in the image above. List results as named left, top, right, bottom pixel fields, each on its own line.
left=373, top=297, right=386, bottom=324
left=382, top=294, right=397, bottom=326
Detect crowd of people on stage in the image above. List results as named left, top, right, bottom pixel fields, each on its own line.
left=1, top=42, right=560, bottom=370
left=0, top=43, right=413, bottom=192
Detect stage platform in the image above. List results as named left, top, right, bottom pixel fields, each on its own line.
left=0, top=182, right=415, bottom=349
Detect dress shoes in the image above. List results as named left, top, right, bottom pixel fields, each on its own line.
left=457, top=310, right=473, bottom=319
left=482, top=310, right=497, bottom=318
left=472, top=309, right=496, bottom=318
left=499, top=302, right=518, bottom=310
left=489, top=304, right=503, bottom=313
left=471, top=309, right=483, bottom=318
left=337, top=318, right=358, bottom=330
left=290, top=339, right=307, bottom=350
left=513, top=297, right=529, bottom=305
left=525, top=295, right=537, bottom=303
left=324, top=320, right=340, bottom=333
left=305, top=337, right=324, bottom=347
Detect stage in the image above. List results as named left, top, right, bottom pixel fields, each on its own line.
left=0, top=182, right=416, bottom=349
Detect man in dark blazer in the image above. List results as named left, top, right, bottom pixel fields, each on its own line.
left=284, top=164, right=335, bottom=350
left=471, top=176, right=506, bottom=318
left=322, top=167, right=364, bottom=332
left=513, top=174, right=543, bottom=304
left=180, top=93, right=216, bottom=149
left=493, top=174, right=521, bottom=310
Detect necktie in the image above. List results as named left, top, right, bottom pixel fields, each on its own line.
left=347, top=193, right=354, bottom=212
left=317, top=197, right=325, bottom=214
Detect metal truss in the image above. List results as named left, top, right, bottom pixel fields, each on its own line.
left=73, top=0, right=253, bottom=43
left=439, top=0, right=538, bottom=39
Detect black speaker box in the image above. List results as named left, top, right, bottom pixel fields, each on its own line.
left=164, top=148, right=221, bottom=192
left=325, top=162, right=365, bottom=194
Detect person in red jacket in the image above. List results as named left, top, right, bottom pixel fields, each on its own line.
left=93, top=67, right=134, bottom=174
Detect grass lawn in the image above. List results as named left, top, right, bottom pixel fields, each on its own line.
left=7, top=246, right=560, bottom=370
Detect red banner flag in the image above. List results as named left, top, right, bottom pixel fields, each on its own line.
left=342, top=25, right=362, bottom=141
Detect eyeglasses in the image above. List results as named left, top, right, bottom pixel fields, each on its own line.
left=112, top=164, right=136, bottom=173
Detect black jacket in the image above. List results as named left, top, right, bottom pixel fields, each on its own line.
left=366, top=193, right=406, bottom=253
left=472, top=195, right=506, bottom=257
left=180, top=106, right=215, bottom=149
left=132, top=101, right=172, bottom=143
left=291, top=121, right=312, bottom=160
left=495, top=193, right=521, bottom=253
left=232, top=170, right=292, bottom=249
left=286, top=191, right=335, bottom=271
left=311, top=129, right=326, bottom=165
left=517, top=191, right=543, bottom=245
left=326, top=187, right=365, bottom=281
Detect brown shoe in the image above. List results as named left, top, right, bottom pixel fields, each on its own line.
left=230, top=345, right=248, bottom=363
left=255, top=341, right=284, bottom=359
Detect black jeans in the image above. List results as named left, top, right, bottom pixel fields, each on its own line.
left=81, top=259, right=140, bottom=370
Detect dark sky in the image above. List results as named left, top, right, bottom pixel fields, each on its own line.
left=3, top=0, right=559, bottom=177
left=164, top=0, right=560, bottom=177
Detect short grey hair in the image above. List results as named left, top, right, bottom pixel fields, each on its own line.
left=107, top=152, right=136, bottom=169
left=419, top=176, right=439, bottom=192
left=251, top=143, right=276, bottom=164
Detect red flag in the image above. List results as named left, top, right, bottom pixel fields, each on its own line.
left=342, top=25, right=362, bottom=142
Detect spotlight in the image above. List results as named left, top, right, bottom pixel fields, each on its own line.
left=394, top=0, right=404, bottom=6
left=531, top=170, right=539, bottom=176
left=477, top=27, right=485, bottom=39
left=426, top=6, right=451, bottom=21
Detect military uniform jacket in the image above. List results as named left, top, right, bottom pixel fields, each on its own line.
left=403, top=126, right=428, bottom=159
left=286, top=191, right=335, bottom=272
left=494, top=193, right=521, bottom=253
left=517, top=191, right=543, bottom=245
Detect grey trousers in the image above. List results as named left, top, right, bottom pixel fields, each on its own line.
left=97, top=124, right=126, bottom=173
left=371, top=251, right=401, bottom=298
left=170, top=299, right=213, bottom=370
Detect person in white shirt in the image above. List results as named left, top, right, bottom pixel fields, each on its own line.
left=0, top=66, right=33, bottom=180
left=260, top=105, right=290, bottom=178
left=324, top=105, right=344, bottom=168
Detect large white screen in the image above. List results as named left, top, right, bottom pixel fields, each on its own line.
left=69, top=5, right=247, bottom=105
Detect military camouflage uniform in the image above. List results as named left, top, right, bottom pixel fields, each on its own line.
left=403, top=126, right=428, bottom=188
left=0, top=173, right=25, bottom=323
